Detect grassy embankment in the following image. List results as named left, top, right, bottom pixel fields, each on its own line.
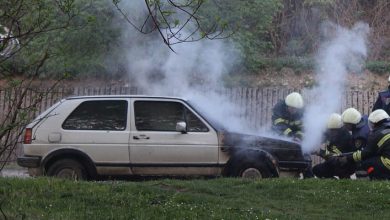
left=1, top=177, right=390, bottom=219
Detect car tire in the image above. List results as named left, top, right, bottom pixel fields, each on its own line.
left=47, top=159, right=88, bottom=180
left=227, top=150, right=278, bottom=178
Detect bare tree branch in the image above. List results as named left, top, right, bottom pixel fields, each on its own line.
left=113, top=0, right=234, bottom=51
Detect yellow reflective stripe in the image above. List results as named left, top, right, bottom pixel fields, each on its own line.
left=295, top=131, right=303, bottom=138
left=380, top=156, right=390, bottom=170
left=325, top=149, right=332, bottom=156
left=331, top=146, right=342, bottom=155
left=274, top=118, right=286, bottom=125
left=377, top=133, right=390, bottom=148
left=353, top=151, right=362, bottom=162
left=291, top=120, right=302, bottom=126
left=284, top=128, right=292, bottom=136
left=325, top=149, right=329, bottom=155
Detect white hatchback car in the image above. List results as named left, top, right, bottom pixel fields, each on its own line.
left=17, top=95, right=311, bottom=180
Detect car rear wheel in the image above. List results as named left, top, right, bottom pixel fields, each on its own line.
left=47, top=159, right=87, bottom=180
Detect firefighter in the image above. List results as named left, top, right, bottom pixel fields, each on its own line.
left=372, top=75, right=390, bottom=115
left=271, top=92, right=304, bottom=141
left=341, top=108, right=370, bottom=150
left=313, top=113, right=355, bottom=178
left=336, top=109, right=390, bottom=180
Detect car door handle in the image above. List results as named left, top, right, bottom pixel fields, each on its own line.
left=133, top=135, right=150, bottom=140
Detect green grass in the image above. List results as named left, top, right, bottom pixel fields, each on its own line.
left=1, top=177, right=390, bottom=219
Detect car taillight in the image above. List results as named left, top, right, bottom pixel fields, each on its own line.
left=23, top=128, right=32, bottom=144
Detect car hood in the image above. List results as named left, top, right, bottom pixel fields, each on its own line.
left=221, top=131, right=306, bottom=162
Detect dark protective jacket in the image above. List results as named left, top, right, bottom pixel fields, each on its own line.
left=320, top=128, right=354, bottom=159
left=314, top=128, right=356, bottom=178
left=349, top=119, right=390, bottom=171
left=271, top=100, right=303, bottom=139
left=351, top=115, right=370, bottom=150
left=372, top=88, right=390, bottom=114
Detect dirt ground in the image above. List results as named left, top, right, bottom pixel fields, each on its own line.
left=227, top=69, right=389, bottom=91
left=0, top=69, right=388, bottom=91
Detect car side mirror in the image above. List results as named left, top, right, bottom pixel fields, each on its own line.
left=176, top=121, right=187, bottom=134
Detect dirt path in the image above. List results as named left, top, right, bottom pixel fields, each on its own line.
left=0, top=168, right=29, bottom=178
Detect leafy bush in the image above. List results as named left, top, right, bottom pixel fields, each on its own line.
left=1, top=0, right=123, bottom=79
left=199, top=0, right=284, bottom=72
left=365, top=61, right=390, bottom=75
left=238, top=56, right=314, bottom=74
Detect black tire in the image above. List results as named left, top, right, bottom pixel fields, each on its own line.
left=227, top=150, right=278, bottom=178
left=47, top=159, right=88, bottom=180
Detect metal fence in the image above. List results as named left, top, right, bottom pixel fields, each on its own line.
left=0, top=85, right=380, bottom=163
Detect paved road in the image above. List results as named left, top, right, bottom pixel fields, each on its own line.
left=0, top=168, right=29, bottom=178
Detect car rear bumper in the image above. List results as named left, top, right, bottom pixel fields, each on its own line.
left=17, top=156, right=41, bottom=168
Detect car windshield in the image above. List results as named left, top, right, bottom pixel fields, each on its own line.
left=186, top=100, right=226, bottom=131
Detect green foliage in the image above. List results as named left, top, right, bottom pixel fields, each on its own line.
left=199, top=0, right=283, bottom=72
left=1, top=0, right=122, bottom=78
left=365, top=61, right=390, bottom=75
left=1, top=177, right=390, bottom=219
left=303, top=0, right=336, bottom=6
left=2, top=0, right=389, bottom=78
left=34, top=0, right=122, bottom=78
left=236, top=56, right=314, bottom=74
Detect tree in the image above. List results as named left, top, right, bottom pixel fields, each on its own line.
left=0, top=0, right=81, bottom=172
left=112, top=0, right=235, bottom=51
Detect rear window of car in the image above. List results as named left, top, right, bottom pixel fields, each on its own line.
left=62, top=100, right=127, bottom=130
left=134, top=101, right=209, bottom=132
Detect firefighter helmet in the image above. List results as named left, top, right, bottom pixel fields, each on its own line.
left=285, top=92, right=304, bottom=109
left=341, top=108, right=361, bottom=125
left=368, top=109, right=389, bottom=124
left=327, top=113, right=343, bottom=129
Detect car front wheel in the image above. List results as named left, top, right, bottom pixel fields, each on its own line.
left=236, top=161, right=273, bottom=178
left=240, top=167, right=263, bottom=178
left=225, top=150, right=279, bottom=178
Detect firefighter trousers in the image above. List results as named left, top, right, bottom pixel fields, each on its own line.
left=313, top=159, right=355, bottom=179
left=360, top=157, right=390, bottom=180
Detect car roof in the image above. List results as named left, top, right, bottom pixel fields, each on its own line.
left=64, top=95, right=223, bottom=131
left=66, top=95, right=187, bottom=101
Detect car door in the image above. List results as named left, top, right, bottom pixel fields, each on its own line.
left=59, top=98, right=131, bottom=175
left=129, top=98, right=220, bottom=176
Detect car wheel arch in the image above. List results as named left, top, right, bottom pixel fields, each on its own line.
left=42, top=149, right=97, bottom=180
left=224, top=148, right=279, bottom=178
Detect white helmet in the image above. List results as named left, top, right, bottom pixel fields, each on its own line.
left=388, top=75, right=390, bottom=83
left=327, top=113, right=343, bottom=129
left=285, top=92, right=304, bottom=109
left=341, top=108, right=362, bottom=125
left=368, top=109, right=390, bottom=124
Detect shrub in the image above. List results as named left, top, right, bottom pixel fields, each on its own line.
left=365, top=61, right=390, bottom=75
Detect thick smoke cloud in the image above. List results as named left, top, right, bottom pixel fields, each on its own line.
left=116, top=1, right=248, bottom=132
left=0, top=25, right=19, bottom=57
left=301, top=22, right=369, bottom=153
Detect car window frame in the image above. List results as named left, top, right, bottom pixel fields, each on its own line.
left=61, top=99, right=128, bottom=131
left=133, top=100, right=209, bottom=132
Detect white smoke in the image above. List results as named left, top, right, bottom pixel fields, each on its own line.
left=116, top=1, right=248, bottom=132
left=0, top=25, right=19, bottom=57
left=301, top=22, right=370, bottom=153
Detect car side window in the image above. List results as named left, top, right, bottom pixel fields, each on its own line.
left=134, top=101, right=208, bottom=132
left=62, top=100, right=127, bottom=130
left=185, top=109, right=209, bottom=132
